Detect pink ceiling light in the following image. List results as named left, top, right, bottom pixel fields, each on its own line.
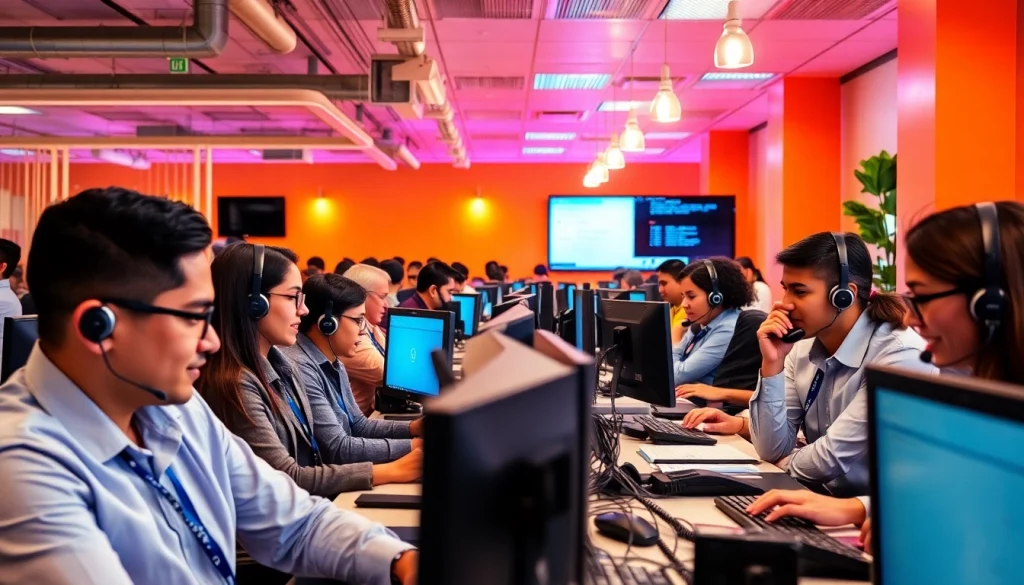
left=651, top=20, right=681, bottom=123
left=715, top=1, right=754, bottom=69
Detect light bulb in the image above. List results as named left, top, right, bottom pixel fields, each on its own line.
left=584, top=165, right=602, bottom=187
left=650, top=64, right=681, bottom=123
left=605, top=134, right=625, bottom=170
left=593, top=154, right=610, bottom=183
left=714, top=1, right=753, bottom=69
left=619, top=108, right=645, bottom=152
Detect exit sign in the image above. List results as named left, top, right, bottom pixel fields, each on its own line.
left=169, top=57, right=189, bottom=74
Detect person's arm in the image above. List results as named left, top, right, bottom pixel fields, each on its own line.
left=232, top=373, right=374, bottom=496
left=299, top=361, right=411, bottom=464
left=676, top=383, right=753, bottom=405
left=748, top=354, right=804, bottom=463
left=342, top=341, right=385, bottom=412
left=672, top=325, right=734, bottom=385
left=211, top=403, right=415, bottom=584
left=0, top=447, right=135, bottom=584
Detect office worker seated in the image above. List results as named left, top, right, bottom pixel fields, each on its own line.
left=672, top=258, right=754, bottom=387
left=450, top=261, right=477, bottom=293
left=737, top=256, right=773, bottom=313
left=398, top=260, right=459, bottom=310
left=198, top=243, right=420, bottom=501
left=657, top=259, right=688, bottom=342
left=618, top=269, right=645, bottom=291
left=405, top=260, right=423, bottom=288
left=380, top=258, right=404, bottom=307
left=282, top=273, right=423, bottom=465
left=744, top=201, right=1024, bottom=545
left=341, top=264, right=393, bottom=415
left=0, top=187, right=416, bottom=585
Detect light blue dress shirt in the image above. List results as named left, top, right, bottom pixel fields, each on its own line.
left=748, top=310, right=936, bottom=497
left=0, top=278, right=23, bottom=366
left=672, top=308, right=739, bottom=386
left=0, top=346, right=412, bottom=585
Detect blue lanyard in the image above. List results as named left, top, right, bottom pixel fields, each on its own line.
left=120, top=452, right=235, bottom=585
left=367, top=330, right=385, bottom=356
left=283, top=390, right=322, bottom=465
left=680, top=327, right=711, bottom=362
left=801, top=369, right=826, bottom=434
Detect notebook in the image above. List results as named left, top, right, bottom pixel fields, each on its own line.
left=638, top=444, right=759, bottom=465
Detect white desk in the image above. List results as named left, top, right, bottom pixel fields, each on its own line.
left=333, top=426, right=867, bottom=585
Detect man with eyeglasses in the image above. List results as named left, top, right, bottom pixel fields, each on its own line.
left=0, top=187, right=418, bottom=585
left=337, top=264, right=395, bottom=415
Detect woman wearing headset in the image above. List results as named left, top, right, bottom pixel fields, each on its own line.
left=743, top=201, right=1024, bottom=551
left=198, top=244, right=420, bottom=499
left=684, top=232, right=933, bottom=496
left=671, top=258, right=755, bottom=386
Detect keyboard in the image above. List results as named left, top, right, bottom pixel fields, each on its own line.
left=585, top=551, right=671, bottom=585
left=634, top=415, right=717, bottom=445
left=714, top=495, right=871, bottom=581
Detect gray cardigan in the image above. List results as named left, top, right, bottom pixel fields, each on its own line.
left=231, top=347, right=374, bottom=497
left=280, top=334, right=413, bottom=464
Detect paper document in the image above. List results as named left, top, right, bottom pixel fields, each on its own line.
left=654, top=463, right=760, bottom=475
left=638, top=444, right=759, bottom=464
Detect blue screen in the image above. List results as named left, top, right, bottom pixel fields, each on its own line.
left=567, top=285, right=576, bottom=311
left=385, top=315, right=446, bottom=397
left=875, top=389, right=1024, bottom=585
left=479, top=290, right=492, bottom=319
left=575, top=303, right=584, bottom=351
left=607, top=282, right=619, bottom=289
left=628, top=291, right=646, bottom=301
left=512, top=282, right=525, bottom=292
left=451, top=294, right=477, bottom=336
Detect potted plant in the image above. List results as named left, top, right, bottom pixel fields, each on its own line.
left=842, top=150, right=897, bottom=292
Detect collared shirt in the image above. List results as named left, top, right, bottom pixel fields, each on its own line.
left=0, top=279, right=23, bottom=363
left=398, top=293, right=429, bottom=310
left=669, top=303, right=688, bottom=329
left=0, top=346, right=412, bottom=585
left=282, top=335, right=412, bottom=464
left=672, top=309, right=740, bottom=386
left=748, top=310, right=935, bottom=497
left=340, top=324, right=388, bottom=416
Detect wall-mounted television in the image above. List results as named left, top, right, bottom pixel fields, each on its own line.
left=217, top=196, right=286, bottom=238
left=547, top=195, right=735, bottom=271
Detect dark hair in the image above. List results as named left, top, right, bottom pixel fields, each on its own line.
left=612, top=267, right=627, bottom=281
left=906, top=202, right=1024, bottom=385
left=735, top=256, right=765, bottom=283
left=380, top=259, right=404, bottom=285
left=300, top=273, right=368, bottom=335
left=198, top=243, right=298, bottom=424
left=484, top=261, right=503, bottom=281
left=776, top=232, right=905, bottom=329
left=499, top=265, right=509, bottom=278
left=621, top=270, right=644, bottom=288
left=408, top=260, right=423, bottom=271
left=533, top=264, right=548, bottom=277
left=656, top=259, right=686, bottom=280
left=333, top=258, right=355, bottom=275
left=678, top=258, right=754, bottom=310
left=27, top=187, right=212, bottom=344
left=451, top=261, right=470, bottom=278
left=416, top=261, right=460, bottom=293
left=393, top=256, right=406, bottom=266
left=426, top=257, right=441, bottom=264
left=306, top=256, right=325, bottom=270
left=0, top=239, right=21, bottom=279
left=360, top=256, right=380, bottom=268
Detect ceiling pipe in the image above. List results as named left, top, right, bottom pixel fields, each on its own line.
left=231, top=0, right=297, bottom=54
left=0, top=137, right=366, bottom=149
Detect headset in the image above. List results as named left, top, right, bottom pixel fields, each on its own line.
left=248, top=244, right=270, bottom=320
left=703, top=259, right=723, bottom=307
left=829, top=232, right=855, bottom=312
left=971, top=202, right=1006, bottom=337
left=318, top=299, right=339, bottom=336
left=79, top=305, right=117, bottom=344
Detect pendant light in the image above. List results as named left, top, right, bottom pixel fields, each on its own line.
left=593, top=152, right=610, bottom=183
left=715, top=0, right=754, bottom=69
left=605, top=133, right=625, bottom=169
left=583, top=168, right=601, bottom=188
left=618, top=49, right=645, bottom=152
left=650, top=21, right=681, bottom=123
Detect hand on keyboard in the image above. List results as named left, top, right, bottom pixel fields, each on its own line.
left=745, top=489, right=868, bottom=527
left=681, top=408, right=743, bottom=435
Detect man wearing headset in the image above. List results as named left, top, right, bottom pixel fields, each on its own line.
left=0, top=187, right=417, bottom=585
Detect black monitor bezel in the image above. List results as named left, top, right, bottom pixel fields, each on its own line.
left=450, top=292, right=483, bottom=337
left=380, top=307, right=455, bottom=403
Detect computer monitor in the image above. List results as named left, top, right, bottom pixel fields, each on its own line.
left=419, top=340, right=586, bottom=585
left=534, top=281, right=555, bottom=332
left=595, top=288, right=619, bottom=300
left=511, top=280, right=525, bottom=292
left=573, top=288, right=596, bottom=355
left=380, top=308, right=455, bottom=403
left=638, top=282, right=660, bottom=301
left=479, top=303, right=535, bottom=348
left=492, top=298, right=525, bottom=320
left=622, top=290, right=647, bottom=302
left=499, top=283, right=514, bottom=298
left=475, top=284, right=500, bottom=319
left=503, top=292, right=538, bottom=317
left=598, top=280, right=618, bottom=289
left=1, top=316, right=37, bottom=383
left=867, top=366, right=1024, bottom=585
left=450, top=293, right=482, bottom=337
left=563, top=284, right=576, bottom=311
left=598, top=299, right=675, bottom=407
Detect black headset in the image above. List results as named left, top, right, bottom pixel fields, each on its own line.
left=971, top=202, right=1006, bottom=337
left=80, top=305, right=117, bottom=343
left=248, top=244, right=270, bottom=320
left=829, top=232, right=855, bottom=311
left=318, top=299, right=339, bottom=336
left=703, top=259, right=723, bottom=307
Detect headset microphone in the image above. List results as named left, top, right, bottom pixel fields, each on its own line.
left=920, top=350, right=933, bottom=364
left=80, top=305, right=168, bottom=402
left=101, top=348, right=168, bottom=401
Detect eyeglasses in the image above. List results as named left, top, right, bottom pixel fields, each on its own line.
left=899, top=288, right=967, bottom=323
left=366, top=289, right=389, bottom=302
left=340, top=314, right=367, bottom=331
left=268, top=291, right=305, bottom=311
left=102, top=297, right=214, bottom=340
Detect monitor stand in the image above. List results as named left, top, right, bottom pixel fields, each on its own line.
left=375, top=390, right=423, bottom=416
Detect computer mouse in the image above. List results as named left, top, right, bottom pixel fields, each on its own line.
left=594, top=512, right=659, bottom=547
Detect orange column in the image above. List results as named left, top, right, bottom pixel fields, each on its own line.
left=700, top=130, right=754, bottom=259
left=766, top=77, right=843, bottom=247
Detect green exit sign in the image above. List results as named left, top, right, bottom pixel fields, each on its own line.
left=169, top=57, right=189, bottom=74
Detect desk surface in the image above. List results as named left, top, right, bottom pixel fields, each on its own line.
left=333, top=422, right=868, bottom=585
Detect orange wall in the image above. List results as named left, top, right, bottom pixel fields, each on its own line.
left=69, top=162, right=701, bottom=285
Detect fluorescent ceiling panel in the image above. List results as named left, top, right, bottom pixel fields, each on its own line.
left=644, top=132, right=692, bottom=140
left=534, top=73, right=612, bottom=90
left=597, top=100, right=651, bottom=112
left=0, top=149, right=30, bottom=156
left=525, top=132, right=577, bottom=141
left=700, top=72, right=776, bottom=81
left=522, top=146, right=566, bottom=154
left=660, top=0, right=775, bottom=20
left=639, top=147, right=666, bottom=154
left=0, top=106, right=40, bottom=115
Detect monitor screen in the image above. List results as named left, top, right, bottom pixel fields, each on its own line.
left=1, top=316, right=38, bottom=383
left=511, top=282, right=525, bottom=292
left=451, top=294, right=478, bottom=336
left=384, top=314, right=446, bottom=397
left=548, top=196, right=735, bottom=271
left=217, top=196, right=286, bottom=237
left=627, top=291, right=646, bottom=302
left=872, top=377, right=1024, bottom=585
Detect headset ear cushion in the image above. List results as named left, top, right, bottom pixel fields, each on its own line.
left=79, top=306, right=116, bottom=343
left=970, top=287, right=1007, bottom=324
left=830, top=287, right=855, bottom=311
left=318, top=315, right=339, bottom=336
left=708, top=291, right=724, bottom=307
left=248, top=294, right=270, bottom=321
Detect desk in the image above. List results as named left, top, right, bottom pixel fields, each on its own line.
left=334, top=426, right=867, bottom=585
